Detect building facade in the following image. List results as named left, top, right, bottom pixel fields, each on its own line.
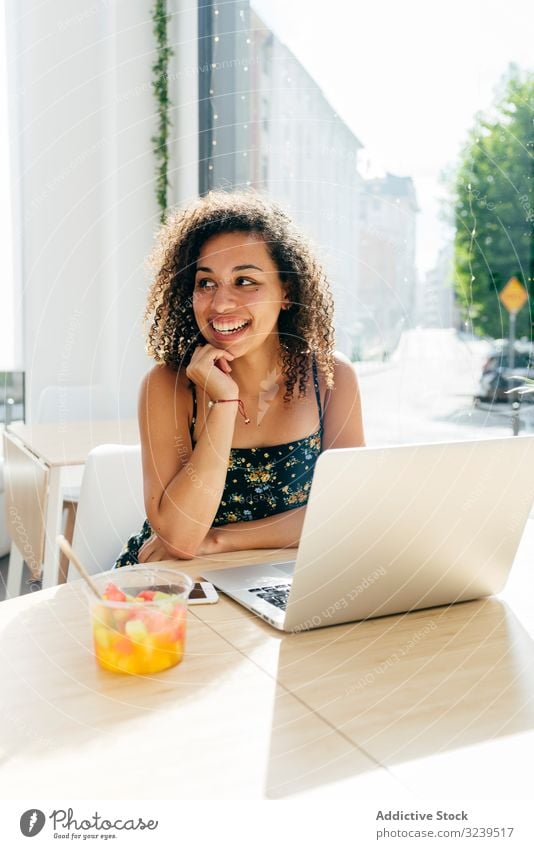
left=359, top=173, right=418, bottom=356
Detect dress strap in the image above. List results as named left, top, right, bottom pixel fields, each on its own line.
left=189, top=382, right=197, bottom=439
left=311, top=353, right=323, bottom=431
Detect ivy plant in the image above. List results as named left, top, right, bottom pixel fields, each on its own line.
left=151, top=0, right=173, bottom=222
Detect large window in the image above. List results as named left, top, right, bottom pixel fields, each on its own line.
left=197, top=0, right=534, bottom=445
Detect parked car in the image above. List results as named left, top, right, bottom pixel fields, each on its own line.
left=476, top=340, right=534, bottom=403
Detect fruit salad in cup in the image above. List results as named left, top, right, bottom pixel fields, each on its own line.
left=87, top=567, right=193, bottom=675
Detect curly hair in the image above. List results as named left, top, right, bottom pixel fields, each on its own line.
left=144, top=189, right=335, bottom=403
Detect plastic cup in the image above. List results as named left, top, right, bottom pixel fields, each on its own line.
left=86, top=566, right=193, bottom=675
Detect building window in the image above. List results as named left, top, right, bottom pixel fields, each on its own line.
left=262, top=35, right=272, bottom=76
left=261, top=97, right=269, bottom=132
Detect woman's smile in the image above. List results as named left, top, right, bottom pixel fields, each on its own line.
left=208, top=316, right=252, bottom=342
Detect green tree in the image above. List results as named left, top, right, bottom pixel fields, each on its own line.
left=452, top=65, right=534, bottom=339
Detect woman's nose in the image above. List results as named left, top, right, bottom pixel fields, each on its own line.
left=211, top=282, right=239, bottom=311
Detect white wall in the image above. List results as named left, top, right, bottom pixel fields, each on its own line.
left=0, top=0, right=20, bottom=369
left=7, top=0, right=198, bottom=422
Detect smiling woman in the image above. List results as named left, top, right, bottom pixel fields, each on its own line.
left=113, top=190, right=365, bottom=567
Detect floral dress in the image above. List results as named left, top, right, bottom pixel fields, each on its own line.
left=112, top=355, right=324, bottom=567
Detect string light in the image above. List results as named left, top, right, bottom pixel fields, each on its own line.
left=208, top=2, right=251, bottom=189
left=208, top=3, right=218, bottom=188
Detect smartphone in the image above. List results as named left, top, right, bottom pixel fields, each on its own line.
left=188, top=581, right=219, bottom=604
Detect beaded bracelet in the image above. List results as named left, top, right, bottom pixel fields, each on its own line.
left=207, top=398, right=251, bottom=424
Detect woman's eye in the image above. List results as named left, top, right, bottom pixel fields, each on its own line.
left=195, top=277, right=257, bottom=290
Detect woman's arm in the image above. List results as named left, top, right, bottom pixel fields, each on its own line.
left=140, top=352, right=238, bottom=559
left=322, top=352, right=365, bottom=449
left=200, top=506, right=306, bottom=554
left=139, top=507, right=305, bottom=561
left=140, top=351, right=365, bottom=562
left=192, top=355, right=366, bottom=557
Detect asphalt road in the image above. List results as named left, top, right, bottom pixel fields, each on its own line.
left=357, top=328, right=534, bottom=446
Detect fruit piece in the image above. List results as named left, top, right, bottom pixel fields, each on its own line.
left=93, top=632, right=185, bottom=674
left=172, top=606, right=186, bottom=623
left=114, top=653, right=139, bottom=674
left=136, top=590, right=156, bottom=601
left=110, top=607, right=132, bottom=628
left=125, top=619, right=148, bottom=641
left=153, top=626, right=183, bottom=648
left=102, top=582, right=127, bottom=602
left=155, top=600, right=176, bottom=617
left=153, top=591, right=171, bottom=600
left=140, top=609, right=171, bottom=634
left=114, top=636, right=135, bottom=655
left=92, top=604, right=112, bottom=628
left=93, top=625, right=111, bottom=650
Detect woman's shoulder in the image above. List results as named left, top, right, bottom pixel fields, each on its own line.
left=138, top=363, right=192, bottom=419
left=330, top=350, right=360, bottom=391
left=320, top=351, right=365, bottom=448
left=140, top=362, right=190, bottom=394
left=316, top=350, right=355, bottom=393
left=332, top=349, right=353, bottom=370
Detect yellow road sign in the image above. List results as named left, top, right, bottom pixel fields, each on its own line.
left=499, top=276, right=528, bottom=314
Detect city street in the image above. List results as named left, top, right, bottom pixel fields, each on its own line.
left=358, top=328, right=534, bottom=446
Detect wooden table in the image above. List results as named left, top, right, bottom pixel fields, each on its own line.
left=3, top=419, right=139, bottom=594
left=1, top=517, right=534, bottom=801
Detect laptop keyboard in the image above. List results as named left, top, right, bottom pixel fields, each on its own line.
left=247, top=583, right=291, bottom=611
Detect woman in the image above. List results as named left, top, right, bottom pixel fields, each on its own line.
left=113, top=190, right=364, bottom=566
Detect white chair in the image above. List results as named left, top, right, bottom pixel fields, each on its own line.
left=69, top=444, right=145, bottom=578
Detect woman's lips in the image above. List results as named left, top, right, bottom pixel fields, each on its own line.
left=208, top=320, right=251, bottom=342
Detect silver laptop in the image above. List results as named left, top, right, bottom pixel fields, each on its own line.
left=202, top=436, right=534, bottom=631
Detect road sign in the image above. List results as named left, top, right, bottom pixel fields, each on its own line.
left=499, top=276, right=528, bottom=314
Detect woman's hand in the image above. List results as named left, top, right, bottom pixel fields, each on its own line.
left=138, top=534, right=178, bottom=563
left=138, top=528, right=226, bottom=562
left=186, top=343, right=239, bottom=401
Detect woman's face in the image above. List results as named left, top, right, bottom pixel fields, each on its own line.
left=192, top=231, right=289, bottom=355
